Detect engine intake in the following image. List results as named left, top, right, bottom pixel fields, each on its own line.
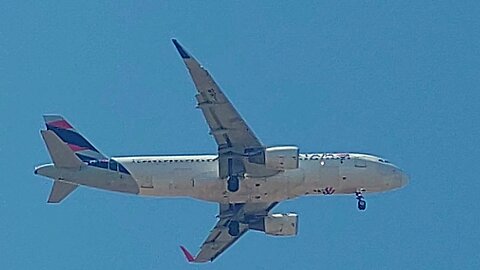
left=265, top=146, right=299, bottom=170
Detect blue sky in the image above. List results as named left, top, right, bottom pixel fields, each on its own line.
left=1, top=1, right=479, bottom=269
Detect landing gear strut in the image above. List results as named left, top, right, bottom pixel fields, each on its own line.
left=356, top=191, right=366, bottom=211
left=227, top=175, right=240, bottom=192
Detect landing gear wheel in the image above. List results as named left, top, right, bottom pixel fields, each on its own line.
left=227, top=176, right=240, bottom=192
left=357, top=200, right=366, bottom=210
left=228, top=221, right=240, bottom=236
left=355, top=191, right=367, bottom=211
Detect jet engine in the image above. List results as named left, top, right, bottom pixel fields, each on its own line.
left=265, top=146, right=299, bottom=170
left=263, top=213, right=298, bottom=236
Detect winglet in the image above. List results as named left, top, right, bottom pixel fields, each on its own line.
left=179, top=246, right=195, bottom=263
left=172, top=39, right=191, bottom=59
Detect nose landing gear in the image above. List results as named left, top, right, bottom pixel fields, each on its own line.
left=356, top=191, right=367, bottom=211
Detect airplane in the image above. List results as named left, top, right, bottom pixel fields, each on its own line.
left=34, top=39, right=409, bottom=263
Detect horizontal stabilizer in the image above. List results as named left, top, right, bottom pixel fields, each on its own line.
left=48, top=181, right=78, bottom=203
left=41, top=130, right=84, bottom=168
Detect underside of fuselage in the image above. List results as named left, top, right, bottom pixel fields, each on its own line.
left=35, top=152, right=407, bottom=204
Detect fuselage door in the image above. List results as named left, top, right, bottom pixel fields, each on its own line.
left=141, top=176, right=154, bottom=189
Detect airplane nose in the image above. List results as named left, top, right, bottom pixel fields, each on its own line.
left=400, top=172, right=409, bottom=187
left=386, top=168, right=409, bottom=189
left=393, top=170, right=409, bottom=188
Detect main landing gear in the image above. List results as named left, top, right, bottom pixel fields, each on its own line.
left=228, top=221, right=240, bottom=236
left=227, top=175, right=240, bottom=192
left=356, top=191, right=367, bottom=211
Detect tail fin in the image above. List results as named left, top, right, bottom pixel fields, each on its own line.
left=41, top=130, right=84, bottom=168
left=43, top=115, right=107, bottom=162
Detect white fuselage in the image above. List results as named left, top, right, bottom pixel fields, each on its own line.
left=117, top=152, right=407, bottom=203
left=35, top=152, right=408, bottom=204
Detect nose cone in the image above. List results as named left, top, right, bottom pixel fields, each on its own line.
left=382, top=163, right=409, bottom=190
left=377, top=160, right=408, bottom=191
left=392, top=169, right=409, bottom=189
left=400, top=171, right=409, bottom=187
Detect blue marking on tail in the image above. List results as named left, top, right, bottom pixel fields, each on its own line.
left=46, top=125, right=99, bottom=153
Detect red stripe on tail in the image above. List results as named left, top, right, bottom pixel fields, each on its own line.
left=48, top=120, right=73, bottom=129
left=67, top=144, right=88, bottom=152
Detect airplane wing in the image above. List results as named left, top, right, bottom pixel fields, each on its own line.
left=172, top=39, right=266, bottom=179
left=180, top=202, right=278, bottom=263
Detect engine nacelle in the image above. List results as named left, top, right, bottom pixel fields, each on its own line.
left=265, top=146, right=299, bottom=170
left=264, top=213, right=298, bottom=236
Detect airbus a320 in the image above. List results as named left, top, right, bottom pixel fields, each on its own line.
left=34, top=39, right=408, bottom=263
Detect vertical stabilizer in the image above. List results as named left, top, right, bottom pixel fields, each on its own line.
left=43, top=115, right=107, bottom=162
left=40, top=130, right=84, bottom=168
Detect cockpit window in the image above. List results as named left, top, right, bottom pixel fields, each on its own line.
left=118, top=164, right=129, bottom=174
left=109, top=160, right=118, bottom=171
left=87, top=159, right=130, bottom=175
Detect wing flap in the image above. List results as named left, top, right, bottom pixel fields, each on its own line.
left=182, top=219, right=249, bottom=263
left=172, top=39, right=264, bottom=179
left=185, top=53, right=262, bottom=150
left=180, top=202, right=278, bottom=263
left=195, top=226, right=248, bottom=262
